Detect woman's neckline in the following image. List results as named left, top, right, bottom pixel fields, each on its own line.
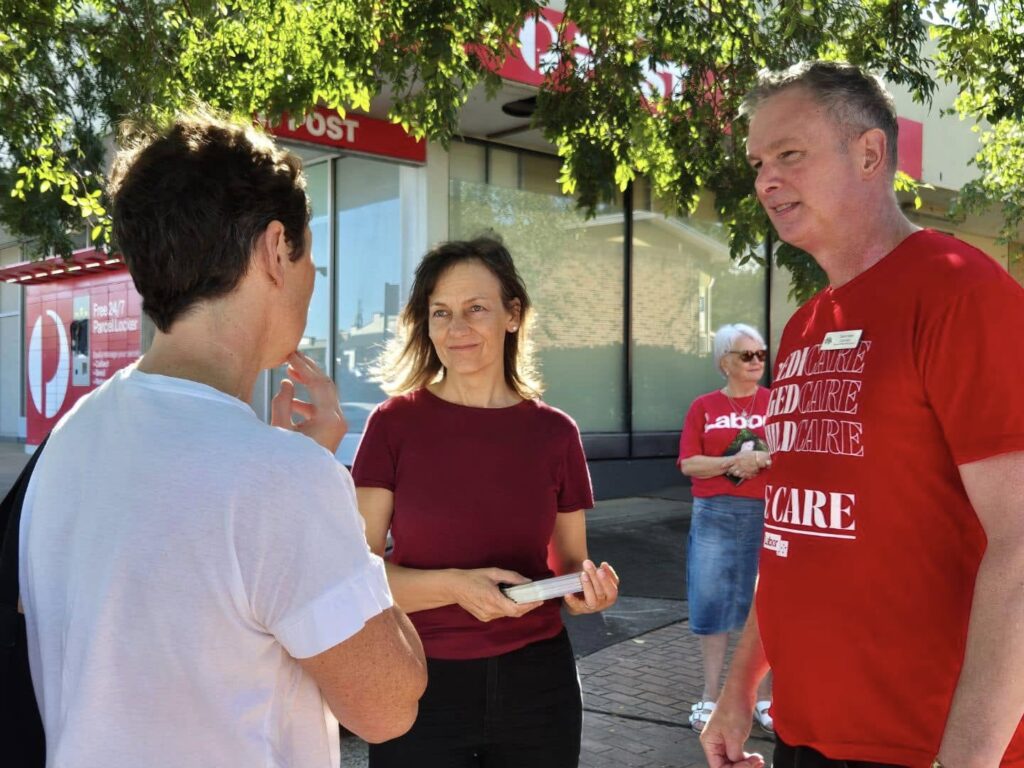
left=422, top=386, right=530, bottom=411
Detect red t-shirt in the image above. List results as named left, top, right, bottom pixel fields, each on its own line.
left=351, top=388, right=594, bottom=660
left=759, top=230, right=1024, bottom=766
left=678, top=388, right=770, bottom=499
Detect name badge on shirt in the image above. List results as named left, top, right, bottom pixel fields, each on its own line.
left=820, top=330, right=863, bottom=350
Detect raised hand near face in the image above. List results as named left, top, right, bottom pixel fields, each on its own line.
left=271, top=351, right=347, bottom=454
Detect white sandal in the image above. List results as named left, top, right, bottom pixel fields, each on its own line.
left=754, top=700, right=774, bottom=734
left=689, top=700, right=716, bottom=733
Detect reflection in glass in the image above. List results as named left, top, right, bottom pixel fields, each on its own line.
left=450, top=147, right=626, bottom=432
left=269, top=161, right=331, bottom=410
left=631, top=182, right=767, bottom=432
left=334, top=156, right=404, bottom=455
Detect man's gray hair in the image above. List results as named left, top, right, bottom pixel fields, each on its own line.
left=740, top=60, right=899, bottom=175
left=713, top=323, right=766, bottom=378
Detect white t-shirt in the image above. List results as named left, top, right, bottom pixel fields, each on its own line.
left=20, top=366, right=393, bottom=768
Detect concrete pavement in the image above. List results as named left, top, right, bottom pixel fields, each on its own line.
left=573, top=491, right=773, bottom=766
left=574, top=618, right=774, bottom=767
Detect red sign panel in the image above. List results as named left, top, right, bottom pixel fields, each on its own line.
left=497, top=10, right=925, bottom=174
left=258, top=109, right=426, bottom=164
left=897, top=116, right=923, bottom=180
left=494, top=8, right=685, bottom=101
left=25, top=271, right=142, bottom=445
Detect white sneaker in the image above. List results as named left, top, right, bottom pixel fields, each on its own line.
left=754, top=700, right=774, bottom=734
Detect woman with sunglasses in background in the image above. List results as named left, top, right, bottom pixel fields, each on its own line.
left=677, top=323, right=774, bottom=735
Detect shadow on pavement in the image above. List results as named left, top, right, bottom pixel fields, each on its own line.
left=566, top=493, right=692, bottom=658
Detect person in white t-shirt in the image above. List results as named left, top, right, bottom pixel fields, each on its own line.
left=19, top=110, right=427, bottom=768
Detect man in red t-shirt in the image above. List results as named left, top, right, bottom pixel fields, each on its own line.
left=700, top=61, right=1024, bottom=768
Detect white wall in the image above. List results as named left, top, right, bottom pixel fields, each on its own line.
left=889, top=71, right=984, bottom=193
left=426, top=141, right=450, bottom=248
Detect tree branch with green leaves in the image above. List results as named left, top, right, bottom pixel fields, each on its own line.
left=3, top=0, right=1012, bottom=302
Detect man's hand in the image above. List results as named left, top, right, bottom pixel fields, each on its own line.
left=700, top=698, right=765, bottom=768
left=271, top=351, right=347, bottom=453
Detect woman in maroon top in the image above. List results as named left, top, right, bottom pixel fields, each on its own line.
left=352, top=237, right=618, bottom=768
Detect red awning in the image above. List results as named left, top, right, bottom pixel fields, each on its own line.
left=0, top=247, right=126, bottom=286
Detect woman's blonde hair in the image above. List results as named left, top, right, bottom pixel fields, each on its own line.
left=374, top=237, right=542, bottom=398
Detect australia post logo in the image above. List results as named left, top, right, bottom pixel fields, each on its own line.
left=496, top=8, right=686, bottom=101
left=27, top=309, right=70, bottom=419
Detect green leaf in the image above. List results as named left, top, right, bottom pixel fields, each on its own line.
left=2, top=0, right=1016, bottom=300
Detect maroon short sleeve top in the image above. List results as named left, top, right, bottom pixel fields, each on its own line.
left=351, top=388, right=594, bottom=659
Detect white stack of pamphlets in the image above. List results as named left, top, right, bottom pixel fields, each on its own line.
left=501, top=572, right=584, bottom=604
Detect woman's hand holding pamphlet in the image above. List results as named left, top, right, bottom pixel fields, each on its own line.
left=500, top=572, right=584, bottom=604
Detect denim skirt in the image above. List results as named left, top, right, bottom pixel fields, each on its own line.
left=686, top=495, right=765, bottom=635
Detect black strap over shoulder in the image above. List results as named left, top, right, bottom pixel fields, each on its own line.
left=0, top=436, right=49, bottom=768
left=1, top=435, right=49, bottom=616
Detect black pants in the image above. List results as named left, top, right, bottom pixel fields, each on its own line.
left=369, top=629, right=583, bottom=768
left=773, top=734, right=907, bottom=768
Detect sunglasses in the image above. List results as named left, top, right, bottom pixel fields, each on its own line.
left=729, top=350, right=767, bottom=363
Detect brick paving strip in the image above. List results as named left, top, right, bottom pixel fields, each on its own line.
left=578, top=620, right=775, bottom=768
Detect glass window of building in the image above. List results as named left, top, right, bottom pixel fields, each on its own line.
left=0, top=241, right=23, bottom=436
left=269, top=160, right=331, bottom=404
left=449, top=141, right=626, bottom=433
left=334, top=155, right=409, bottom=463
left=769, top=242, right=800, bottom=364
left=631, top=179, right=767, bottom=435
left=305, top=162, right=333, bottom=373
left=261, top=151, right=422, bottom=465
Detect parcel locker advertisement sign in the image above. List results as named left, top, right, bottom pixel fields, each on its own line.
left=25, top=271, right=142, bottom=445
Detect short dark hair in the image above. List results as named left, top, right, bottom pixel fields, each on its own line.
left=376, top=236, right=541, bottom=398
left=108, top=110, right=310, bottom=332
left=741, top=61, right=899, bottom=175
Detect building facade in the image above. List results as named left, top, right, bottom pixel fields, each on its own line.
left=1, top=15, right=1021, bottom=497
